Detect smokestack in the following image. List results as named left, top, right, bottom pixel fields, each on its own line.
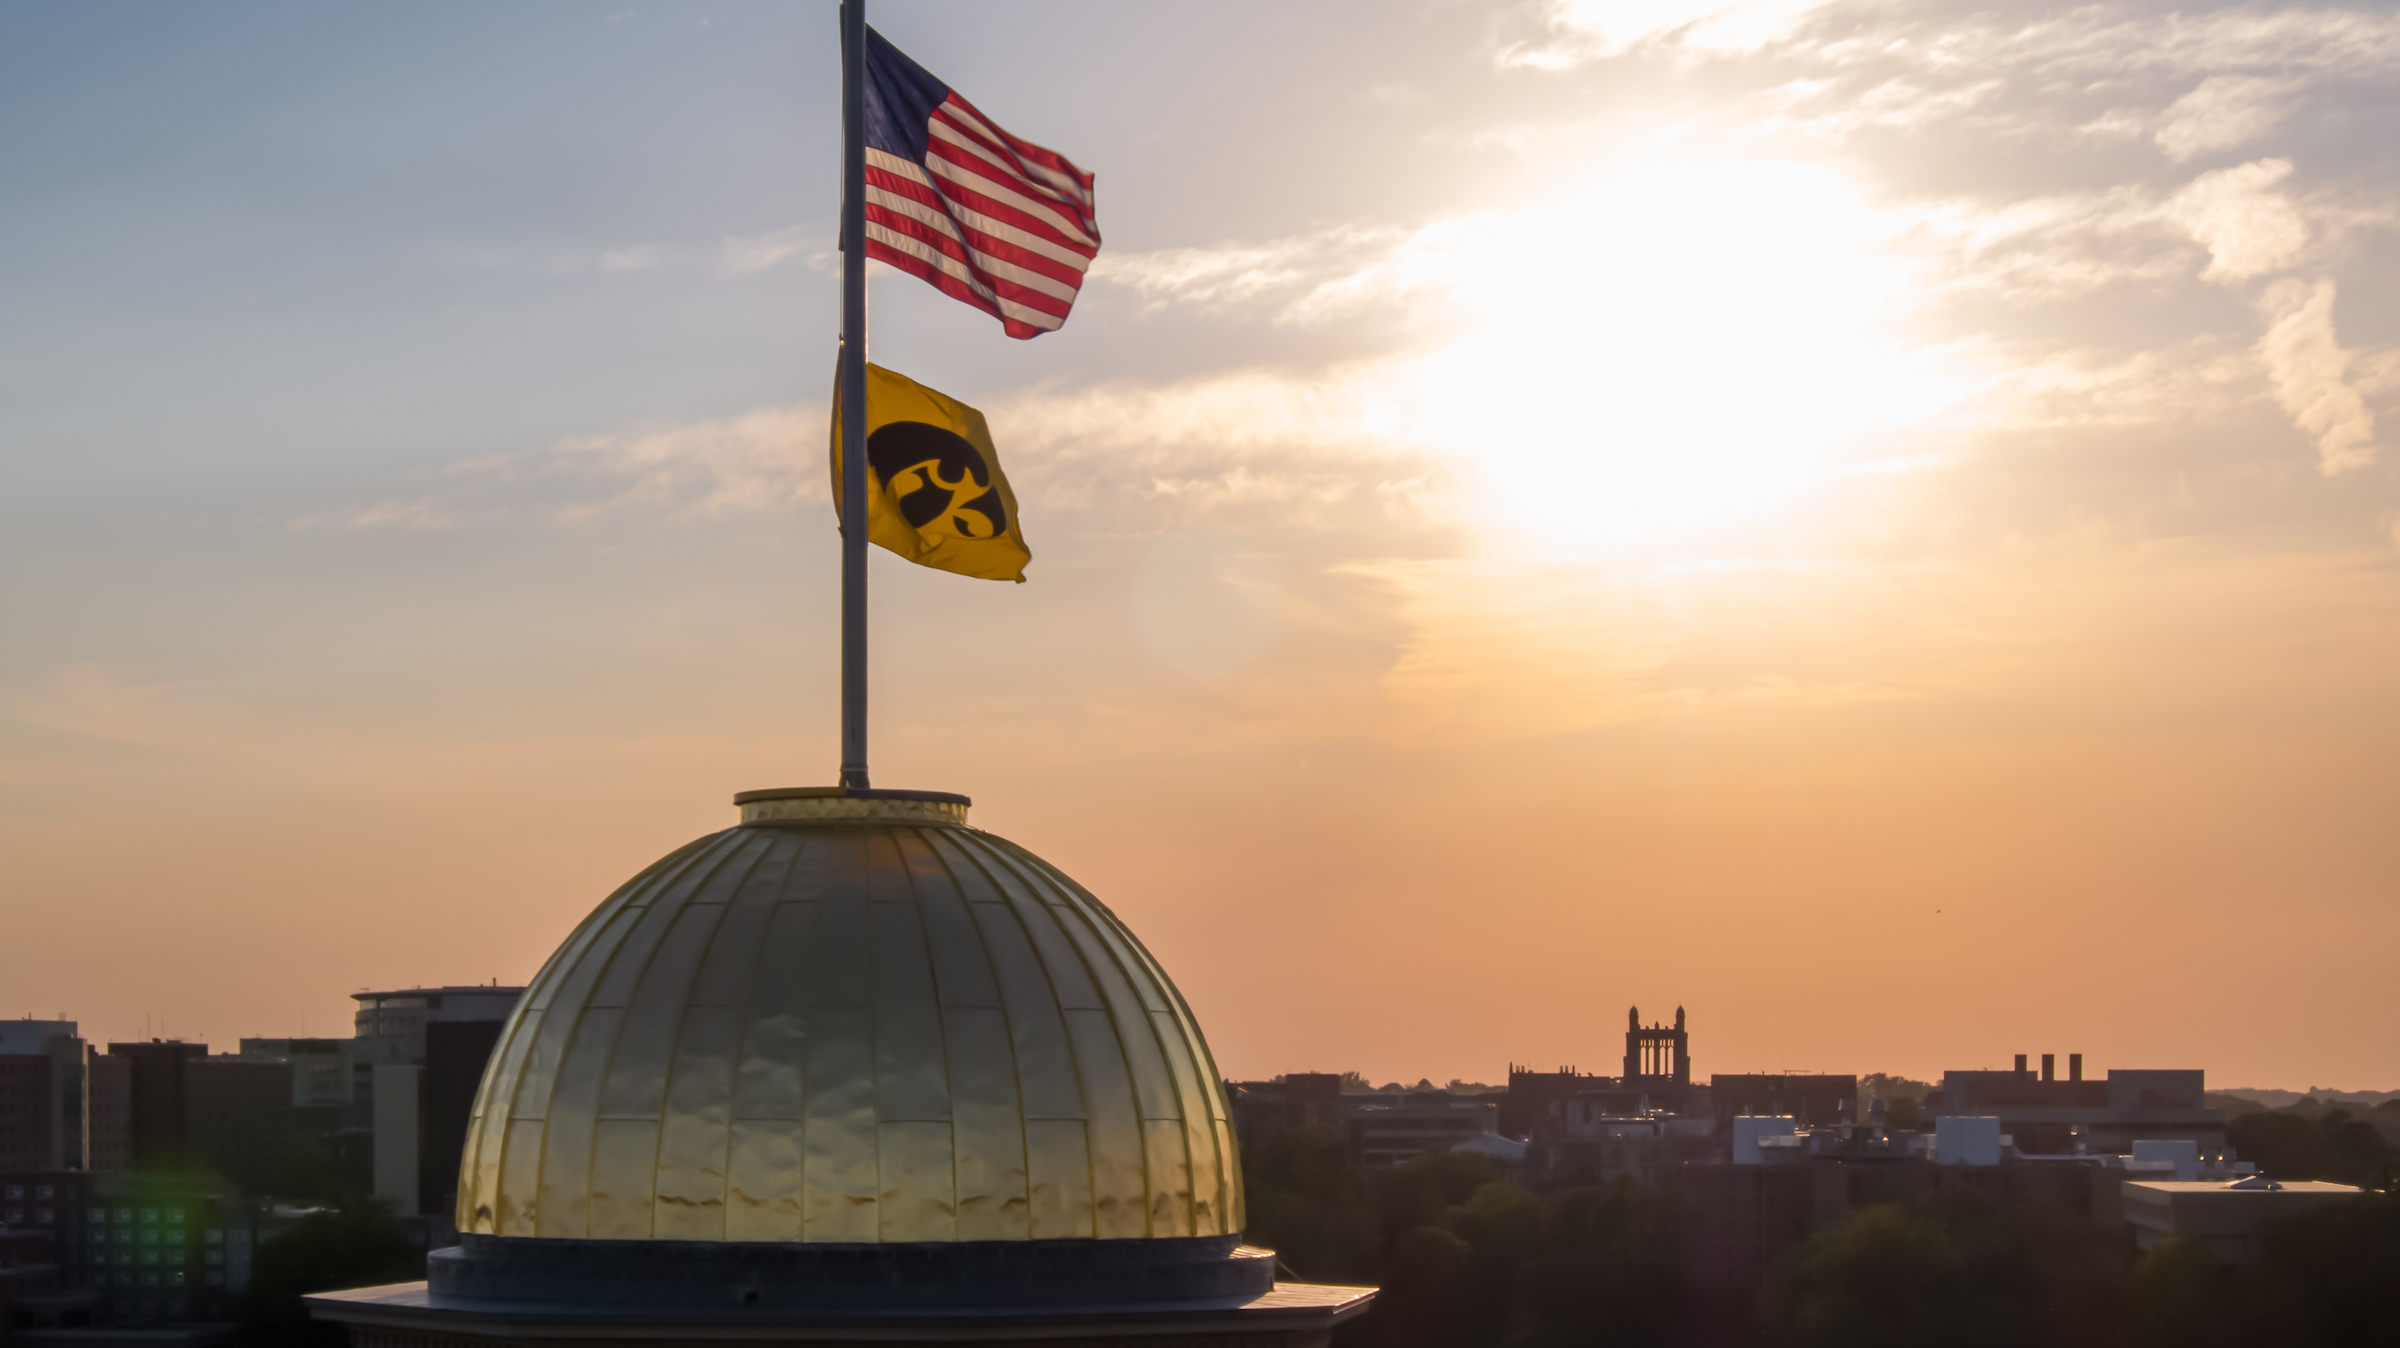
left=2069, top=1054, right=2082, bottom=1082
left=2014, top=1053, right=2027, bottom=1075
left=2041, top=1054, right=2055, bottom=1082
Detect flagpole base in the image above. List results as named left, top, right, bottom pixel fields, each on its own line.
left=734, top=786, right=971, bottom=827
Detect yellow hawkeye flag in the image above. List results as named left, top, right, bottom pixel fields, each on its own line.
left=831, top=362, right=1030, bottom=583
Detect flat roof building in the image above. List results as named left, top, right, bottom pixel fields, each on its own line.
left=0, top=1024, right=89, bottom=1172
left=1348, top=1096, right=1503, bottom=1168
left=1923, top=1055, right=2222, bottom=1155
left=349, top=987, right=523, bottom=1067
left=2121, top=1177, right=2363, bottom=1262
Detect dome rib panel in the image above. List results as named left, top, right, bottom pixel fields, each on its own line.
left=725, top=832, right=829, bottom=1239
left=532, top=831, right=751, bottom=1238
left=950, top=832, right=1148, bottom=1237
left=588, top=831, right=771, bottom=1239
left=1028, top=842, right=1242, bottom=1233
left=654, top=833, right=791, bottom=1240
left=461, top=834, right=719, bottom=1232
left=923, top=830, right=1100, bottom=1239
left=459, top=819, right=1243, bottom=1244
left=901, top=830, right=1031, bottom=1242
left=965, top=832, right=1200, bottom=1238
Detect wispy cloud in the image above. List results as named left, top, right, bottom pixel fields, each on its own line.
left=537, top=406, right=825, bottom=519
left=2255, top=278, right=2379, bottom=473
left=0, top=664, right=236, bottom=759
left=441, top=240, right=696, bottom=276
left=2156, top=75, right=2305, bottom=161
left=291, top=497, right=463, bottom=532
left=1502, top=0, right=1846, bottom=66
left=1090, top=225, right=1429, bottom=321
left=718, top=225, right=824, bottom=277
left=1696, top=3, right=2400, bottom=149
left=989, top=368, right=1448, bottom=528
left=592, top=243, right=682, bottom=273
left=298, top=406, right=825, bottom=531
left=294, top=366, right=1451, bottom=541
left=1898, top=186, right=2197, bottom=302
left=446, top=228, right=835, bottom=281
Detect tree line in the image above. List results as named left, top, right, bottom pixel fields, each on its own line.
left=1240, top=1102, right=2400, bottom=1348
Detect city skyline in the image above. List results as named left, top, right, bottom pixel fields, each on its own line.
left=5, top=0, right=2400, bottom=1091
left=2, top=998, right=2374, bottom=1102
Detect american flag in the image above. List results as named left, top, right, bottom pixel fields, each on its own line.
left=860, top=26, right=1099, bottom=339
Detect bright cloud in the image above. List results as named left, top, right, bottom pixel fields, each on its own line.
left=2165, top=159, right=2310, bottom=282
left=2255, top=278, right=2379, bottom=474
left=1505, top=0, right=1844, bottom=65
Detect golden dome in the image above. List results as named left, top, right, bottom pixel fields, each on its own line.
left=454, top=789, right=1243, bottom=1245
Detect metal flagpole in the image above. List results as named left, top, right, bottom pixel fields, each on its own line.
left=838, top=0, right=871, bottom=789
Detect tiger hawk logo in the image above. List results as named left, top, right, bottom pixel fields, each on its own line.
left=867, top=421, right=1009, bottom=540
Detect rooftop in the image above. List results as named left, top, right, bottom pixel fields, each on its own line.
left=352, top=986, right=525, bottom=1003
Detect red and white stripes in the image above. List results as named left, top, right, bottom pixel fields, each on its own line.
left=864, top=94, right=1099, bottom=339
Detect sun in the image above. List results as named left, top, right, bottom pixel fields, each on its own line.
left=1394, top=149, right=1954, bottom=554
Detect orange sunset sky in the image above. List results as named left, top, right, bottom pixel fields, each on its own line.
left=3, top=0, right=2397, bottom=1092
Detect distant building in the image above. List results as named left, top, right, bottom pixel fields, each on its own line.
left=350, top=986, right=523, bottom=1066
left=1922, top=1054, right=2223, bottom=1154
left=182, top=1057, right=296, bottom=1198
left=231, top=1039, right=372, bottom=1199
left=222, top=990, right=520, bottom=1215
left=1934, top=1115, right=2002, bottom=1166
left=1730, top=1116, right=1799, bottom=1165
left=348, top=986, right=522, bottom=1219
left=1490, top=1007, right=1727, bottom=1184
left=0, top=1168, right=253, bottom=1326
left=1225, top=1077, right=1505, bottom=1168
left=0, top=1023, right=90, bottom=1171
left=339, top=986, right=522, bottom=1218
left=235, top=1039, right=352, bottom=1111
left=1504, top=1004, right=1708, bottom=1142
left=1224, top=1073, right=1344, bottom=1143
left=102, top=1043, right=208, bottom=1172
left=417, top=1020, right=508, bottom=1218
left=6, top=991, right=516, bottom=1223
left=1450, top=1132, right=1529, bottom=1165
left=1623, top=1006, right=1691, bottom=1093
left=2121, top=1177, right=2363, bottom=1261
left=371, top=1065, right=420, bottom=1217
left=1680, top=1135, right=2106, bottom=1335
left=97, top=1043, right=306, bottom=1193
left=1347, top=1094, right=1503, bottom=1167
left=1497, top=1068, right=1606, bottom=1140
left=1710, top=1073, right=1858, bottom=1128
left=2, top=1220, right=99, bottom=1348
left=85, top=1057, right=130, bottom=1175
